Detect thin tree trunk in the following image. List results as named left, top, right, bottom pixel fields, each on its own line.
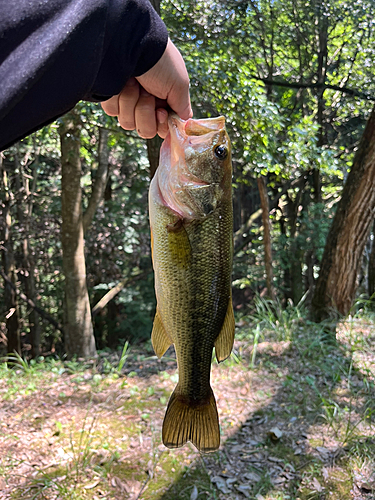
left=0, top=156, right=21, bottom=354
left=15, top=151, right=41, bottom=357
left=146, top=0, right=163, bottom=180
left=60, top=110, right=97, bottom=358
left=92, top=271, right=148, bottom=317
left=233, top=174, right=305, bottom=254
left=257, top=176, right=275, bottom=300
left=311, top=6, right=329, bottom=204
left=0, top=269, right=63, bottom=333
left=147, top=136, right=162, bottom=180
left=148, top=0, right=160, bottom=14
left=82, top=127, right=110, bottom=233
left=26, top=154, right=41, bottom=357
left=312, top=106, right=375, bottom=320
left=368, top=220, right=375, bottom=299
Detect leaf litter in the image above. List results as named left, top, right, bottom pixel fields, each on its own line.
left=0, top=316, right=375, bottom=499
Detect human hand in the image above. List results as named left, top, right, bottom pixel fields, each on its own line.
left=101, top=39, right=192, bottom=139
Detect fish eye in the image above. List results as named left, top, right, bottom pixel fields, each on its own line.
left=214, top=145, right=228, bottom=160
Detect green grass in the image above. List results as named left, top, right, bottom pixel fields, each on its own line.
left=2, top=306, right=375, bottom=499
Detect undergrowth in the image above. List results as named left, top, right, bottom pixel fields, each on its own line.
left=1, top=302, right=375, bottom=499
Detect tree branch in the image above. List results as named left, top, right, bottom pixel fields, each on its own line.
left=252, top=76, right=375, bottom=101
left=233, top=174, right=305, bottom=254
left=91, top=271, right=149, bottom=317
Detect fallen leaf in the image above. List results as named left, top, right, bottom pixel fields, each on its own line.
left=236, top=483, right=251, bottom=498
left=272, top=476, right=286, bottom=485
left=244, top=472, right=261, bottom=482
left=226, top=477, right=237, bottom=487
left=322, top=467, right=329, bottom=481
left=147, top=459, right=154, bottom=479
left=268, top=456, right=283, bottom=463
left=230, top=444, right=245, bottom=453
left=312, top=477, right=323, bottom=492
left=83, top=479, right=100, bottom=490
left=190, top=485, right=198, bottom=500
left=111, top=476, right=130, bottom=493
left=268, top=427, right=283, bottom=441
left=316, top=446, right=330, bottom=457
left=211, top=476, right=231, bottom=494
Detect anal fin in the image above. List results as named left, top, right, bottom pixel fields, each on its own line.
left=215, top=298, right=235, bottom=362
left=151, top=310, right=173, bottom=358
left=162, top=385, right=220, bottom=452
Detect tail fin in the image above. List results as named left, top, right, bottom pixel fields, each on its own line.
left=162, top=385, right=220, bottom=452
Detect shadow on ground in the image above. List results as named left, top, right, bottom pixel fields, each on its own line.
left=157, top=320, right=375, bottom=500
left=2, top=317, right=375, bottom=500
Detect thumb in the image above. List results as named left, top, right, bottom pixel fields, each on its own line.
left=166, top=82, right=193, bottom=121
left=136, top=39, right=193, bottom=121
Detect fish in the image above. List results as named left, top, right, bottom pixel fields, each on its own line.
left=148, top=113, right=235, bottom=452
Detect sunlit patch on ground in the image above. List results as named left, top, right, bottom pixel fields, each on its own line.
left=1, top=313, right=375, bottom=499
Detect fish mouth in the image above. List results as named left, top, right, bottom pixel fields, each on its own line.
left=168, top=114, right=226, bottom=138
left=155, top=114, right=227, bottom=221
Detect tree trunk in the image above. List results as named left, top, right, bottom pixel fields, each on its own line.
left=284, top=177, right=306, bottom=304
left=368, top=220, right=375, bottom=299
left=26, top=156, right=41, bottom=357
left=312, top=3, right=329, bottom=203
left=148, top=0, right=160, bottom=14
left=0, top=156, right=21, bottom=354
left=312, top=106, right=375, bottom=320
left=257, top=176, right=275, bottom=301
left=15, top=151, right=41, bottom=358
left=82, top=127, right=110, bottom=233
left=147, top=136, right=162, bottom=180
left=146, top=0, right=166, bottom=181
left=60, top=110, right=97, bottom=358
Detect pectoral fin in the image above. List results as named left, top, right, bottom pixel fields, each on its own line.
left=151, top=310, right=173, bottom=358
left=215, top=299, right=235, bottom=362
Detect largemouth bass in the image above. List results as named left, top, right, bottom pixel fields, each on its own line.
left=149, top=114, right=235, bottom=452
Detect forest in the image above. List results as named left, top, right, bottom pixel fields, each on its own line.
left=1, top=0, right=375, bottom=498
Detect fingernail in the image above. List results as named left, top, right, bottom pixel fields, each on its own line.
left=140, top=88, right=151, bottom=97
left=157, top=109, right=167, bottom=124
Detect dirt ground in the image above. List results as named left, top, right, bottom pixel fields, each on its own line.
left=1, top=315, right=375, bottom=499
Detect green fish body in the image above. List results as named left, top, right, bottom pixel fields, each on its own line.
left=149, top=114, right=234, bottom=452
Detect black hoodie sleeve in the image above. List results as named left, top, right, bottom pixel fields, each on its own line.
left=0, top=0, right=168, bottom=150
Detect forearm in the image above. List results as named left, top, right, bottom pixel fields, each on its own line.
left=0, top=0, right=168, bottom=150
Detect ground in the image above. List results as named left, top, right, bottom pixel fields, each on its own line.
left=1, top=310, right=375, bottom=500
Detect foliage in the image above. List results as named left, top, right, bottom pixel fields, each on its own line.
left=1, top=0, right=375, bottom=356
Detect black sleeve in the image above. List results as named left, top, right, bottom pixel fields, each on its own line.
left=0, top=0, right=168, bottom=151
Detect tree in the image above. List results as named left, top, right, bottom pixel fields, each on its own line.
left=59, top=110, right=97, bottom=358
left=312, top=105, right=375, bottom=320
left=257, top=176, right=275, bottom=300
left=0, top=155, right=20, bottom=354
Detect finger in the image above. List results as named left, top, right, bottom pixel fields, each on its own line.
left=101, top=95, right=120, bottom=116
left=135, top=88, right=157, bottom=139
left=118, top=78, right=140, bottom=130
left=136, top=39, right=193, bottom=121
left=156, top=108, right=169, bottom=139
